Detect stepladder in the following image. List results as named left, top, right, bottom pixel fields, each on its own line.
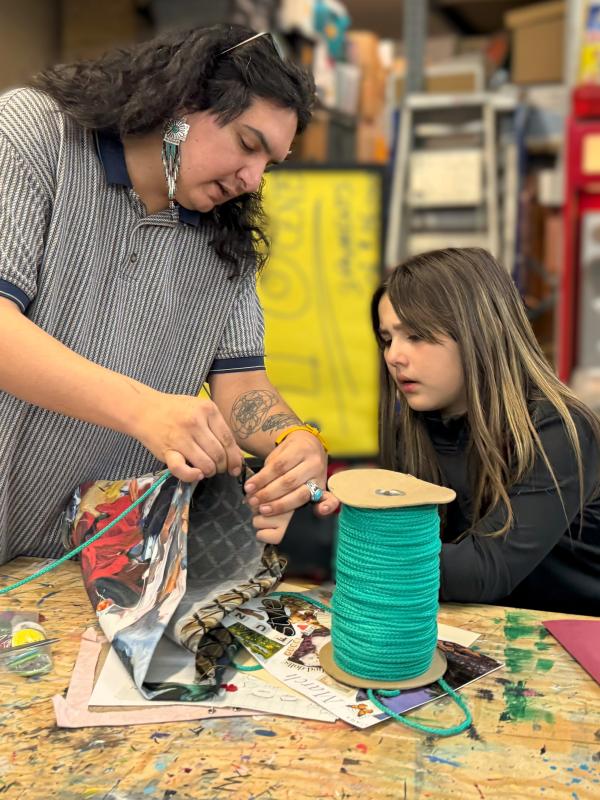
left=385, top=91, right=520, bottom=274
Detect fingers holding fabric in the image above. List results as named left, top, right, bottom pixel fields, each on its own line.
left=252, top=510, right=294, bottom=544
left=132, top=392, right=243, bottom=480
left=244, top=430, right=328, bottom=512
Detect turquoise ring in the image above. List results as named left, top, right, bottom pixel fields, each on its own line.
left=306, top=480, right=324, bottom=503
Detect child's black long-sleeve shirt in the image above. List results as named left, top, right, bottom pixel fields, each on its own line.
left=424, top=403, right=600, bottom=615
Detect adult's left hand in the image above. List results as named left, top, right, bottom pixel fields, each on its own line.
left=244, top=430, right=333, bottom=517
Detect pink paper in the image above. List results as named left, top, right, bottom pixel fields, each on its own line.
left=543, top=619, right=600, bottom=685
left=52, top=628, right=253, bottom=728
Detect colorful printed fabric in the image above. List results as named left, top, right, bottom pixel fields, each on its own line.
left=65, top=470, right=284, bottom=701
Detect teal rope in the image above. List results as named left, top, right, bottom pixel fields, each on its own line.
left=268, top=587, right=472, bottom=735
left=367, top=677, right=473, bottom=736
left=231, top=661, right=263, bottom=672
left=334, top=504, right=441, bottom=682
left=0, top=470, right=172, bottom=596
left=332, top=504, right=472, bottom=736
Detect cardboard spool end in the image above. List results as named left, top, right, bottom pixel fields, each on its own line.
left=319, top=642, right=448, bottom=690
left=328, top=468, right=456, bottom=508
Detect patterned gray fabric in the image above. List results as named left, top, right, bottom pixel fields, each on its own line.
left=0, top=88, right=264, bottom=562
left=167, top=471, right=272, bottom=646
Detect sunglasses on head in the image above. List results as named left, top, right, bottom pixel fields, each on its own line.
left=219, top=31, right=285, bottom=60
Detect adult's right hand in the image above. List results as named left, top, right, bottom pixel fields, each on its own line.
left=132, top=392, right=244, bottom=483
left=0, top=300, right=243, bottom=483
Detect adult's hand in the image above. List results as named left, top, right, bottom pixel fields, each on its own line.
left=132, top=392, right=244, bottom=483
left=244, top=430, right=328, bottom=516
left=0, top=299, right=243, bottom=483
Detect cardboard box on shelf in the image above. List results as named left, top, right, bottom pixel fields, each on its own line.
left=391, top=53, right=486, bottom=101
left=346, top=30, right=381, bottom=71
left=346, top=30, right=388, bottom=121
left=504, top=1, right=565, bottom=85
left=359, top=68, right=387, bottom=121
left=294, top=109, right=330, bottom=163
left=395, top=34, right=458, bottom=65
left=356, top=119, right=388, bottom=164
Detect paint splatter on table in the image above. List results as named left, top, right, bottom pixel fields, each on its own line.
left=0, top=558, right=599, bottom=799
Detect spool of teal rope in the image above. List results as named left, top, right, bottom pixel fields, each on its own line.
left=320, top=468, right=473, bottom=736
left=332, top=503, right=442, bottom=683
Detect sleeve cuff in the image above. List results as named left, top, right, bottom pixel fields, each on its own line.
left=209, top=356, right=265, bottom=374
left=0, top=279, right=30, bottom=312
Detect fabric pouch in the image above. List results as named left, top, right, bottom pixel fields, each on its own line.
left=64, top=468, right=283, bottom=701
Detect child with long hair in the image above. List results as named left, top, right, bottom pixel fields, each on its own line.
left=368, top=247, right=600, bottom=615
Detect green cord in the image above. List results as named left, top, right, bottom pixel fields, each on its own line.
left=367, top=677, right=473, bottom=737
left=331, top=504, right=472, bottom=736
left=269, top=590, right=331, bottom=612
left=231, top=661, right=263, bottom=672
left=0, top=470, right=172, bottom=596
left=334, top=504, right=441, bottom=683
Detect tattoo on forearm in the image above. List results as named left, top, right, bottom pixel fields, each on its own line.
left=261, top=412, right=301, bottom=435
left=231, top=390, right=278, bottom=439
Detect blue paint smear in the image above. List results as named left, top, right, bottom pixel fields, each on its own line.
left=580, top=764, right=590, bottom=771
left=254, top=729, right=277, bottom=737
left=425, top=755, right=462, bottom=768
left=144, top=783, right=158, bottom=795
left=572, top=793, right=579, bottom=800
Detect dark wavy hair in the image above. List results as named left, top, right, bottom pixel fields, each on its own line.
left=31, top=25, right=316, bottom=275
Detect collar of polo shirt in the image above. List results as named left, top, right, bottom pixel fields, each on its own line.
left=94, top=130, right=201, bottom=227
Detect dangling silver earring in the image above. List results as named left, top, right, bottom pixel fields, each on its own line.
left=161, top=117, right=190, bottom=209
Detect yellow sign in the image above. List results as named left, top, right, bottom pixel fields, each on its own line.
left=259, top=169, right=382, bottom=456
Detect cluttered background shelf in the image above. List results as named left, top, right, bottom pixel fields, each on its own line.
left=0, top=557, right=598, bottom=800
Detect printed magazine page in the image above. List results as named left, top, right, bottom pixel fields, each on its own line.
left=222, top=589, right=503, bottom=728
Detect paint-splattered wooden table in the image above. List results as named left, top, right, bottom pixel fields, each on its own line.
left=0, top=557, right=598, bottom=800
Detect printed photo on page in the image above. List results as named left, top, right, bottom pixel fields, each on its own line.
left=222, top=588, right=390, bottom=728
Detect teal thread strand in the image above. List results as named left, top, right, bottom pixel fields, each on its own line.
left=269, top=591, right=330, bottom=612
left=0, top=470, right=172, bottom=596
left=367, top=677, right=473, bottom=736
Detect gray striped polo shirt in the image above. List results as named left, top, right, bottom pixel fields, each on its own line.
left=0, top=88, right=265, bottom=563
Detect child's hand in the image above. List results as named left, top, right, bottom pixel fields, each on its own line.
left=312, top=490, right=340, bottom=517
left=252, top=509, right=294, bottom=544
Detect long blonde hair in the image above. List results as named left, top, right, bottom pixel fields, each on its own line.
left=371, top=247, right=600, bottom=536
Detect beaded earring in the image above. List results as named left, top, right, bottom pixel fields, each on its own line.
left=161, top=117, right=190, bottom=208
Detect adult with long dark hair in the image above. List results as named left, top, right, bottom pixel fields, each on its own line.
left=0, top=25, right=327, bottom=562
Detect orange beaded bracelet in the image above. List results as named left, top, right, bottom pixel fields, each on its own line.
left=273, top=423, right=328, bottom=452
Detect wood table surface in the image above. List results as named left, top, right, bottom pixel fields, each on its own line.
left=0, top=557, right=599, bottom=800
